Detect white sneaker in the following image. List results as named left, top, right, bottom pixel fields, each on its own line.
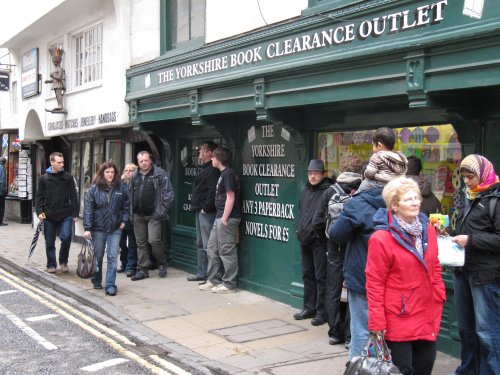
left=212, top=285, right=236, bottom=294
left=60, top=263, right=69, bottom=273
left=199, top=281, right=215, bottom=291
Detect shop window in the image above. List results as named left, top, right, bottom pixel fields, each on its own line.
left=106, top=139, right=122, bottom=172
left=94, top=139, right=104, bottom=176
left=316, top=124, right=462, bottom=220
left=72, top=142, right=82, bottom=201
left=80, top=141, right=92, bottom=215
left=73, top=24, right=103, bottom=87
left=161, top=0, right=206, bottom=53
left=177, top=138, right=223, bottom=227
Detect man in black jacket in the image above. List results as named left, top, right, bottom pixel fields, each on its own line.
left=187, top=141, right=220, bottom=283
left=35, top=152, right=79, bottom=273
left=294, top=159, right=333, bottom=326
left=130, top=151, right=174, bottom=281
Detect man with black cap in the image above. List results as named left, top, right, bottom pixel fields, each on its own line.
left=294, top=159, right=333, bottom=326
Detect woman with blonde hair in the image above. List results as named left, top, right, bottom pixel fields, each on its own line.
left=365, top=176, right=445, bottom=375
left=118, top=163, right=138, bottom=277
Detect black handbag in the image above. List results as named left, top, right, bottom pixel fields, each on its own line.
left=76, top=239, right=97, bottom=279
left=344, top=334, right=402, bottom=375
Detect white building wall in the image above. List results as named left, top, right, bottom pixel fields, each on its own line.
left=4, top=0, right=132, bottom=141
left=206, top=0, right=307, bottom=43
left=129, top=0, right=308, bottom=65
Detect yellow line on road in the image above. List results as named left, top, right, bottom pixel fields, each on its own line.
left=0, top=268, right=171, bottom=375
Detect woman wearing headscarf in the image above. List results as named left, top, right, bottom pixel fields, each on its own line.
left=451, top=154, right=500, bottom=375
left=366, top=177, right=445, bottom=375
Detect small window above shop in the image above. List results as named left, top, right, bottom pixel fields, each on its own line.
left=303, top=0, right=366, bottom=16
left=161, top=0, right=206, bottom=55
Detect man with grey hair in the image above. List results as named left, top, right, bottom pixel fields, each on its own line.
left=0, top=157, right=7, bottom=226
left=130, top=151, right=174, bottom=281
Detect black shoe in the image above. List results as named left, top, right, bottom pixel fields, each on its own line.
left=117, top=266, right=126, bottom=273
left=105, top=287, right=117, bottom=296
left=158, top=265, right=167, bottom=278
left=293, top=309, right=316, bottom=320
left=345, top=340, right=351, bottom=349
left=187, top=275, right=205, bottom=282
left=93, top=284, right=102, bottom=289
left=126, top=270, right=136, bottom=277
left=131, top=269, right=149, bottom=281
left=329, top=336, right=344, bottom=345
left=311, top=315, right=326, bottom=326
left=0, top=222, right=8, bottom=226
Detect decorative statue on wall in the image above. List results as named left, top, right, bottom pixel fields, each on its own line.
left=45, top=47, right=65, bottom=113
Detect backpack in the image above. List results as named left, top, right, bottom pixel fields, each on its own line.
left=325, top=183, right=351, bottom=239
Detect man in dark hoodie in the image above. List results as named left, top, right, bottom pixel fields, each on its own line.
left=406, top=156, right=442, bottom=216
left=36, top=152, right=79, bottom=273
left=330, top=132, right=407, bottom=359
left=187, top=141, right=220, bottom=283
left=294, top=159, right=333, bottom=326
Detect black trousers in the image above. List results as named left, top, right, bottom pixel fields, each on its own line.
left=386, top=340, right=436, bottom=375
left=300, top=237, right=327, bottom=317
left=325, top=241, right=350, bottom=341
left=0, top=195, right=5, bottom=223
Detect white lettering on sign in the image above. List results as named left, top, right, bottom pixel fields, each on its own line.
left=244, top=221, right=290, bottom=243
left=146, top=1, right=448, bottom=88
left=242, top=163, right=295, bottom=177
left=251, top=144, right=285, bottom=157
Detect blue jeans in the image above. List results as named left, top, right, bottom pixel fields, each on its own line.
left=454, top=269, right=500, bottom=375
left=195, top=210, right=216, bottom=279
left=119, top=228, right=137, bottom=272
left=348, top=290, right=369, bottom=360
left=207, top=218, right=240, bottom=289
left=91, top=229, right=121, bottom=292
left=44, top=216, right=73, bottom=269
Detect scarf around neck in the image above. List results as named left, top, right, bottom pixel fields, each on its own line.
left=394, top=214, right=424, bottom=258
left=460, top=154, right=500, bottom=200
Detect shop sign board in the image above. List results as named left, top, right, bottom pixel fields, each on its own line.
left=238, top=123, right=307, bottom=294
left=21, top=48, right=39, bottom=99
left=46, top=111, right=118, bottom=134
left=127, top=0, right=477, bottom=97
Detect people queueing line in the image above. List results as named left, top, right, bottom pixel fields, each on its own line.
left=35, top=152, right=79, bottom=274
left=447, top=155, right=500, bottom=375
left=186, top=141, right=220, bottom=284
left=330, top=127, right=407, bottom=359
left=199, top=147, right=241, bottom=294
left=130, top=151, right=174, bottom=281
left=117, top=163, right=138, bottom=278
left=31, top=140, right=496, bottom=370
left=293, top=159, right=333, bottom=326
left=83, top=162, right=130, bottom=296
left=366, top=176, right=445, bottom=375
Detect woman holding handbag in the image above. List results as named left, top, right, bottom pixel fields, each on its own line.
left=366, top=177, right=445, bottom=375
left=83, top=162, right=130, bottom=296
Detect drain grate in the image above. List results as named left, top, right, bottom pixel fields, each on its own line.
left=210, top=319, right=305, bottom=343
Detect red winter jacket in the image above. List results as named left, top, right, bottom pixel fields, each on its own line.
left=366, top=209, right=446, bottom=342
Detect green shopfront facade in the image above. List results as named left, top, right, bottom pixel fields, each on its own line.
left=126, top=0, right=500, bottom=356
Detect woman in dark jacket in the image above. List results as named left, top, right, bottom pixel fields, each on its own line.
left=118, top=163, right=138, bottom=277
left=83, top=162, right=130, bottom=296
left=451, top=154, right=500, bottom=375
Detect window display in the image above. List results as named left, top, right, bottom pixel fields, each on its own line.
left=316, top=124, right=462, bottom=225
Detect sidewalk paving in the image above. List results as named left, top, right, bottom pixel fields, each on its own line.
left=0, top=221, right=460, bottom=374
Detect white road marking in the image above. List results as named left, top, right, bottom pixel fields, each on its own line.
left=0, top=303, right=57, bottom=350
left=80, top=358, right=130, bottom=372
left=0, top=290, right=18, bottom=295
left=25, top=313, right=59, bottom=322
left=0, top=268, right=171, bottom=374
left=150, top=355, right=190, bottom=375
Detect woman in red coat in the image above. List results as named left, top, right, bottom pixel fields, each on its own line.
left=366, top=176, right=446, bottom=375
